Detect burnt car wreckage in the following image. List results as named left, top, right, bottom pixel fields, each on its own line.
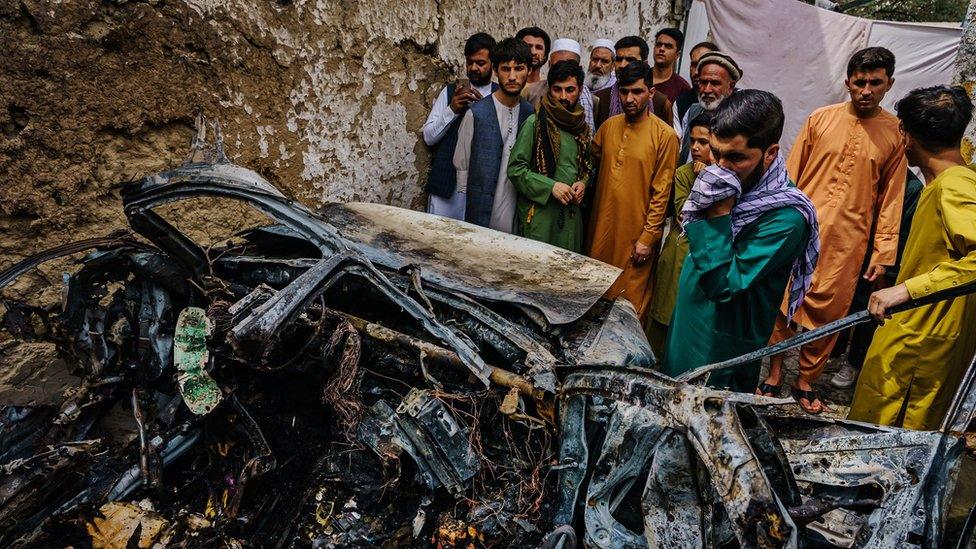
left=1, top=128, right=976, bottom=548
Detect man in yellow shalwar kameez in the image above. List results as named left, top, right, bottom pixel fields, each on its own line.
left=848, top=85, right=976, bottom=431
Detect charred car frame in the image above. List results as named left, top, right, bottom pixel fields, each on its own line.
left=1, top=132, right=975, bottom=548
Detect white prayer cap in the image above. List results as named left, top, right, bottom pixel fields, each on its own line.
left=551, top=38, right=582, bottom=57
left=592, top=39, right=614, bottom=52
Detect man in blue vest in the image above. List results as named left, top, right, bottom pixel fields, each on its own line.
left=453, top=38, right=535, bottom=233
left=422, top=33, right=497, bottom=220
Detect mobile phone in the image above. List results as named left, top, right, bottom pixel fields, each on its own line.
left=457, top=78, right=470, bottom=92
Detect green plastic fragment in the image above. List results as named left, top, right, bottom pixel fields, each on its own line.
left=174, top=307, right=223, bottom=415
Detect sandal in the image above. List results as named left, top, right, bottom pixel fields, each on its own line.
left=791, top=385, right=826, bottom=415
left=755, top=382, right=781, bottom=398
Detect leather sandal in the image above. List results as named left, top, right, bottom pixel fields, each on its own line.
left=755, top=382, right=781, bottom=398
left=791, top=385, right=825, bottom=415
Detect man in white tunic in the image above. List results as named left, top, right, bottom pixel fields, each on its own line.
left=453, top=38, right=536, bottom=232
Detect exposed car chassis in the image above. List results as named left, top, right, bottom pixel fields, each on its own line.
left=1, top=133, right=974, bottom=548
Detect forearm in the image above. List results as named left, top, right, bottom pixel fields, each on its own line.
left=904, top=252, right=976, bottom=299
left=686, top=213, right=806, bottom=302
left=869, top=156, right=907, bottom=267
left=423, top=114, right=456, bottom=146
left=638, top=194, right=668, bottom=247
left=422, top=88, right=456, bottom=146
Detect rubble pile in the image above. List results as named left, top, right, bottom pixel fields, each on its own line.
left=1, top=130, right=975, bottom=548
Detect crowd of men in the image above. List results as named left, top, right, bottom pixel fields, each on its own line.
left=420, top=27, right=976, bottom=431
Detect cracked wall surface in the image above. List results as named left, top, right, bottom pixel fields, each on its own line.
left=0, top=0, right=672, bottom=281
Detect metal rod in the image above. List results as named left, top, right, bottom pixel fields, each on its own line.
left=333, top=310, right=544, bottom=399
left=680, top=280, right=976, bottom=382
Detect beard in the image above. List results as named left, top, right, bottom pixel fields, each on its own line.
left=700, top=94, right=725, bottom=111
left=586, top=72, right=612, bottom=90
left=499, top=82, right=524, bottom=97
left=468, top=72, right=492, bottom=87
left=741, top=158, right=766, bottom=191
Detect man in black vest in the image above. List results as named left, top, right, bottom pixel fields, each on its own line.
left=453, top=38, right=534, bottom=232
left=422, top=33, right=496, bottom=219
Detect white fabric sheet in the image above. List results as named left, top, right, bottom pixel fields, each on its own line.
left=868, top=21, right=962, bottom=113
left=698, top=0, right=961, bottom=157
left=677, top=0, right=711, bottom=82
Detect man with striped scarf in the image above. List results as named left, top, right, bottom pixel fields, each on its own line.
left=662, top=90, right=819, bottom=392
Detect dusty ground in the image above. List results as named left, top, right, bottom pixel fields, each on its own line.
left=760, top=351, right=855, bottom=418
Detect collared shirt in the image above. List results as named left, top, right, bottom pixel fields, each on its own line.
left=422, top=82, right=494, bottom=146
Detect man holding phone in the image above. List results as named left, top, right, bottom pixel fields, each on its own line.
left=422, top=33, right=497, bottom=220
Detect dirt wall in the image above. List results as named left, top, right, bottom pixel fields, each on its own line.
left=0, top=0, right=672, bottom=271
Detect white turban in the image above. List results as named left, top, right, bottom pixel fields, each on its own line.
left=592, top=39, right=614, bottom=52
left=551, top=38, right=582, bottom=57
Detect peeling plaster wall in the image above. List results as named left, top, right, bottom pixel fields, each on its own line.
left=0, top=0, right=672, bottom=274
left=954, top=0, right=976, bottom=162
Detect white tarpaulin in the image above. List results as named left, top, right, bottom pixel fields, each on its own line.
left=693, top=0, right=962, bottom=157
left=868, top=20, right=963, bottom=113
left=677, top=0, right=711, bottom=82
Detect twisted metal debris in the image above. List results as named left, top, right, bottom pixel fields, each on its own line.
left=1, top=125, right=974, bottom=548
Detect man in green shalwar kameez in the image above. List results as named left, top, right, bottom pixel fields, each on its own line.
left=661, top=90, right=819, bottom=392
left=508, top=60, right=592, bottom=252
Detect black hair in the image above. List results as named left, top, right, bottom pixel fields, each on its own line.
left=690, top=41, right=718, bottom=54
left=491, top=37, right=532, bottom=67
left=515, top=27, right=551, bottom=58
left=655, top=28, right=684, bottom=51
left=710, top=89, right=784, bottom=150
left=615, top=36, right=650, bottom=61
left=464, top=33, right=496, bottom=57
left=896, top=85, right=973, bottom=152
left=847, top=46, right=895, bottom=78
left=547, top=59, right=584, bottom=87
left=617, top=61, right=653, bottom=88
left=688, top=110, right=713, bottom=132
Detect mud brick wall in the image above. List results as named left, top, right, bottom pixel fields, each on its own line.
left=0, top=0, right=672, bottom=270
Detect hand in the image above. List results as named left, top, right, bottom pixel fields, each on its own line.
left=551, top=182, right=574, bottom=205
left=449, top=87, right=479, bottom=113
left=693, top=161, right=707, bottom=175
left=867, top=283, right=910, bottom=322
left=705, top=196, right=735, bottom=218
left=632, top=242, right=652, bottom=265
left=862, top=264, right=887, bottom=282
left=570, top=181, right=585, bottom=204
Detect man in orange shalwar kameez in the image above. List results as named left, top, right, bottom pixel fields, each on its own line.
left=758, top=47, right=907, bottom=414
left=587, top=61, right=678, bottom=322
